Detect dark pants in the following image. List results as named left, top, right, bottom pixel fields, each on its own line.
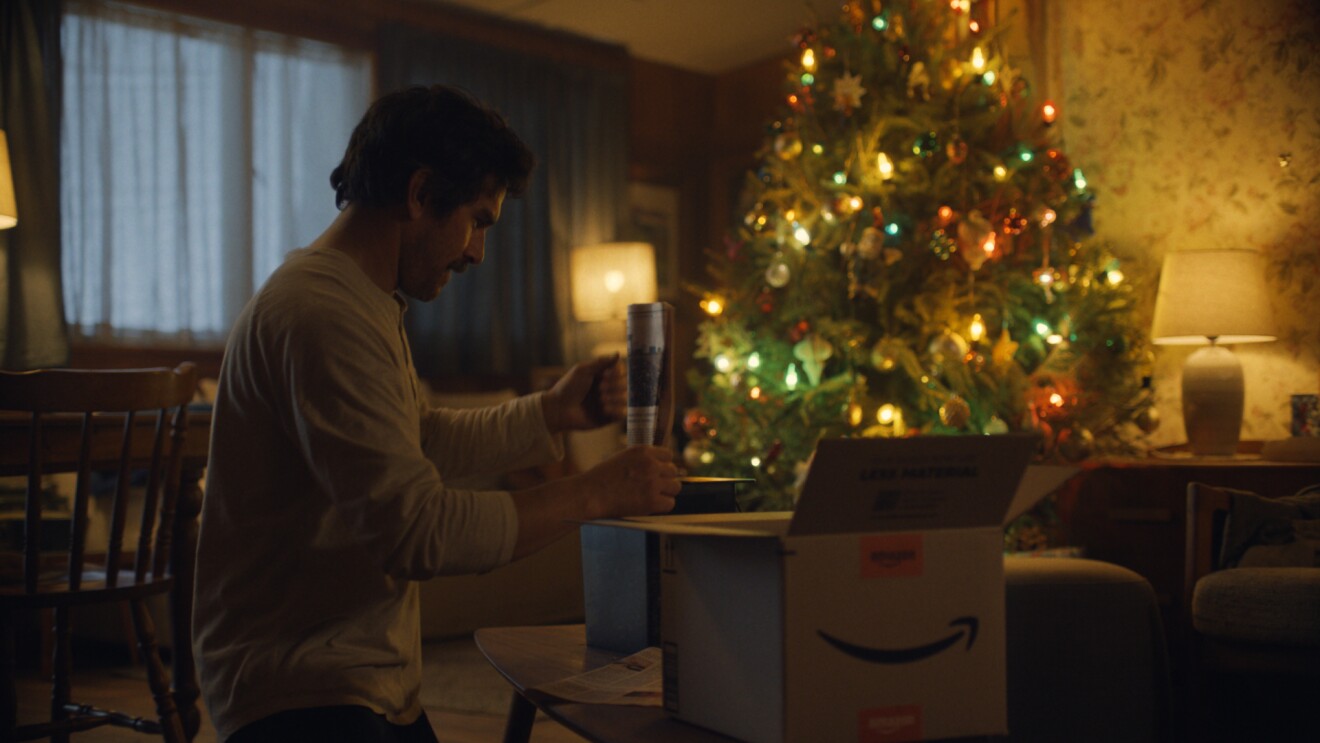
left=227, top=705, right=439, bottom=743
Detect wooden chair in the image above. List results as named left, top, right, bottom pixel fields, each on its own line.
left=0, top=364, right=197, bottom=742
left=1183, top=482, right=1320, bottom=740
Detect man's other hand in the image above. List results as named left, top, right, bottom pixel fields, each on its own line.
left=542, top=354, right=626, bottom=433
left=584, top=445, right=680, bottom=519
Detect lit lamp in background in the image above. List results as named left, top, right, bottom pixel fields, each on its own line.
left=570, top=241, right=657, bottom=356
left=0, top=130, right=17, bottom=230
left=1151, top=248, right=1275, bottom=456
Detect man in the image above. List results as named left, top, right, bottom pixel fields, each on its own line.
left=194, top=85, right=680, bottom=743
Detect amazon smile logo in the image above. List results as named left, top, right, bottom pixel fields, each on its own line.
left=818, top=617, right=979, bottom=664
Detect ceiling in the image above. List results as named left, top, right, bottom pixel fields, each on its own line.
left=432, top=0, right=842, bottom=74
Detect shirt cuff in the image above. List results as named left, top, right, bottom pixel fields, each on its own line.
left=493, top=490, right=519, bottom=566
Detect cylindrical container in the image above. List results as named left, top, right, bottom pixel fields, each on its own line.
left=626, top=303, right=666, bottom=446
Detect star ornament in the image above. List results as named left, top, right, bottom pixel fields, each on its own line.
left=833, top=71, right=866, bottom=112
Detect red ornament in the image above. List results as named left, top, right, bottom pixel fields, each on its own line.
left=683, top=408, right=712, bottom=440
left=758, top=290, right=775, bottom=313
left=1002, top=209, right=1028, bottom=235
left=788, top=320, right=811, bottom=343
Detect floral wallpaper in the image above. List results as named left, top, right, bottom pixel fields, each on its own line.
left=1050, top=0, right=1320, bottom=448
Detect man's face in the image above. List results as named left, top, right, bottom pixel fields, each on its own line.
left=398, top=186, right=506, bottom=302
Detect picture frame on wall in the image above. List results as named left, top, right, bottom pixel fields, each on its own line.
left=625, top=182, right=679, bottom=299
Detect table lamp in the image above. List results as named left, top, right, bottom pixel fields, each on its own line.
left=1150, top=248, right=1275, bottom=456
left=570, top=242, right=657, bottom=356
left=0, top=130, right=17, bottom=230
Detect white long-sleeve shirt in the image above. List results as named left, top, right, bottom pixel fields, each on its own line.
left=194, top=247, right=562, bottom=737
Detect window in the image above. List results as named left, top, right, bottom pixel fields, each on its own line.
left=61, top=1, right=370, bottom=342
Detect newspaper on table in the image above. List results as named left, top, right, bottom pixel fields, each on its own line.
left=526, top=647, right=663, bottom=707
left=626, top=302, right=674, bottom=448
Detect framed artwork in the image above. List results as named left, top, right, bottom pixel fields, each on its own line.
left=624, top=182, right=680, bottom=299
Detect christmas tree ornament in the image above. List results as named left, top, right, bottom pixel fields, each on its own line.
left=907, top=61, right=931, bottom=100
left=774, top=132, right=803, bottom=160
left=870, top=337, right=902, bottom=372
left=857, top=226, right=885, bottom=260
left=929, top=228, right=955, bottom=260
left=757, top=289, right=774, bottom=313
left=984, top=416, right=1009, bottom=434
left=945, top=136, right=969, bottom=164
left=1002, top=209, right=1028, bottom=235
left=765, top=256, right=792, bottom=288
left=913, top=131, right=938, bottom=158
left=940, top=395, right=972, bottom=428
left=833, top=71, right=867, bottom=111
left=991, top=331, right=1020, bottom=369
left=927, top=329, right=970, bottom=366
left=793, top=334, right=834, bottom=386
left=957, top=210, right=996, bottom=270
left=1134, top=405, right=1160, bottom=434
left=1056, top=427, right=1095, bottom=462
left=788, top=319, right=811, bottom=343
left=684, top=408, right=713, bottom=439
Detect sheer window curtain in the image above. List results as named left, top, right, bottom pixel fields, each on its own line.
left=60, top=0, right=370, bottom=343
left=378, top=26, right=628, bottom=377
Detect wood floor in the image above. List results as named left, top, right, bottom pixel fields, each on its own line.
left=14, top=664, right=586, bottom=743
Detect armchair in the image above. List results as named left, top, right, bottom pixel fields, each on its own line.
left=1183, top=482, right=1320, bottom=740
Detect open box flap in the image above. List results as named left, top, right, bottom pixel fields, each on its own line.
left=1003, top=464, right=1080, bottom=525
left=787, top=434, right=1042, bottom=537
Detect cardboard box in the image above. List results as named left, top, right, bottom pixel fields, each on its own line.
left=590, top=434, right=1073, bottom=742
left=582, top=477, right=750, bottom=653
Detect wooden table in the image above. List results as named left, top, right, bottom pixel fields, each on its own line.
left=0, top=408, right=211, bottom=741
left=474, top=625, right=732, bottom=743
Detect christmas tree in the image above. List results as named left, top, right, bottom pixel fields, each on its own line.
left=684, top=0, right=1156, bottom=528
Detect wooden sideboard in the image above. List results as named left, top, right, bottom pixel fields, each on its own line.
left=1055, top=445, right=1320, bottom=665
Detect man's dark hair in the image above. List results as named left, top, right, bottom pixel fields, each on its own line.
left=330, top=85, right=535, bottom=216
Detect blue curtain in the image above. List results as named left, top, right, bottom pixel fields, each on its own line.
left=378, top=26, right=628, bottom=377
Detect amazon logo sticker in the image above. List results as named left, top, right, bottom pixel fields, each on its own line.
left=818, top=617, right=979, bottom=665
left=860, top=534, right=923, bottom=578
left=859, top=705, right=923, bottom=743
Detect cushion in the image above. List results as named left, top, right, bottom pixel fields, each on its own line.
left=1220, top=485, right=1320, bottom=568
left=1192, top=567, right=1320, bottom=646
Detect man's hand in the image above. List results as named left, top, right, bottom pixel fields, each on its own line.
left=580, top=445, right=681, bottom=520
left=508, top=444, right=679, bottom=560
left=541, top=354, right=626, bottom=433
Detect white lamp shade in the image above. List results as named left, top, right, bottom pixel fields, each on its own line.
left=1150, top=248, right=1275, bottom=345
left=0, top=130, right=16, bottom=230
left=570, top=242, right=657, bottom=321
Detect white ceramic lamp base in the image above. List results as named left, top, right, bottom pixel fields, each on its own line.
left=1181, top=344, right=1244, bottom=456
